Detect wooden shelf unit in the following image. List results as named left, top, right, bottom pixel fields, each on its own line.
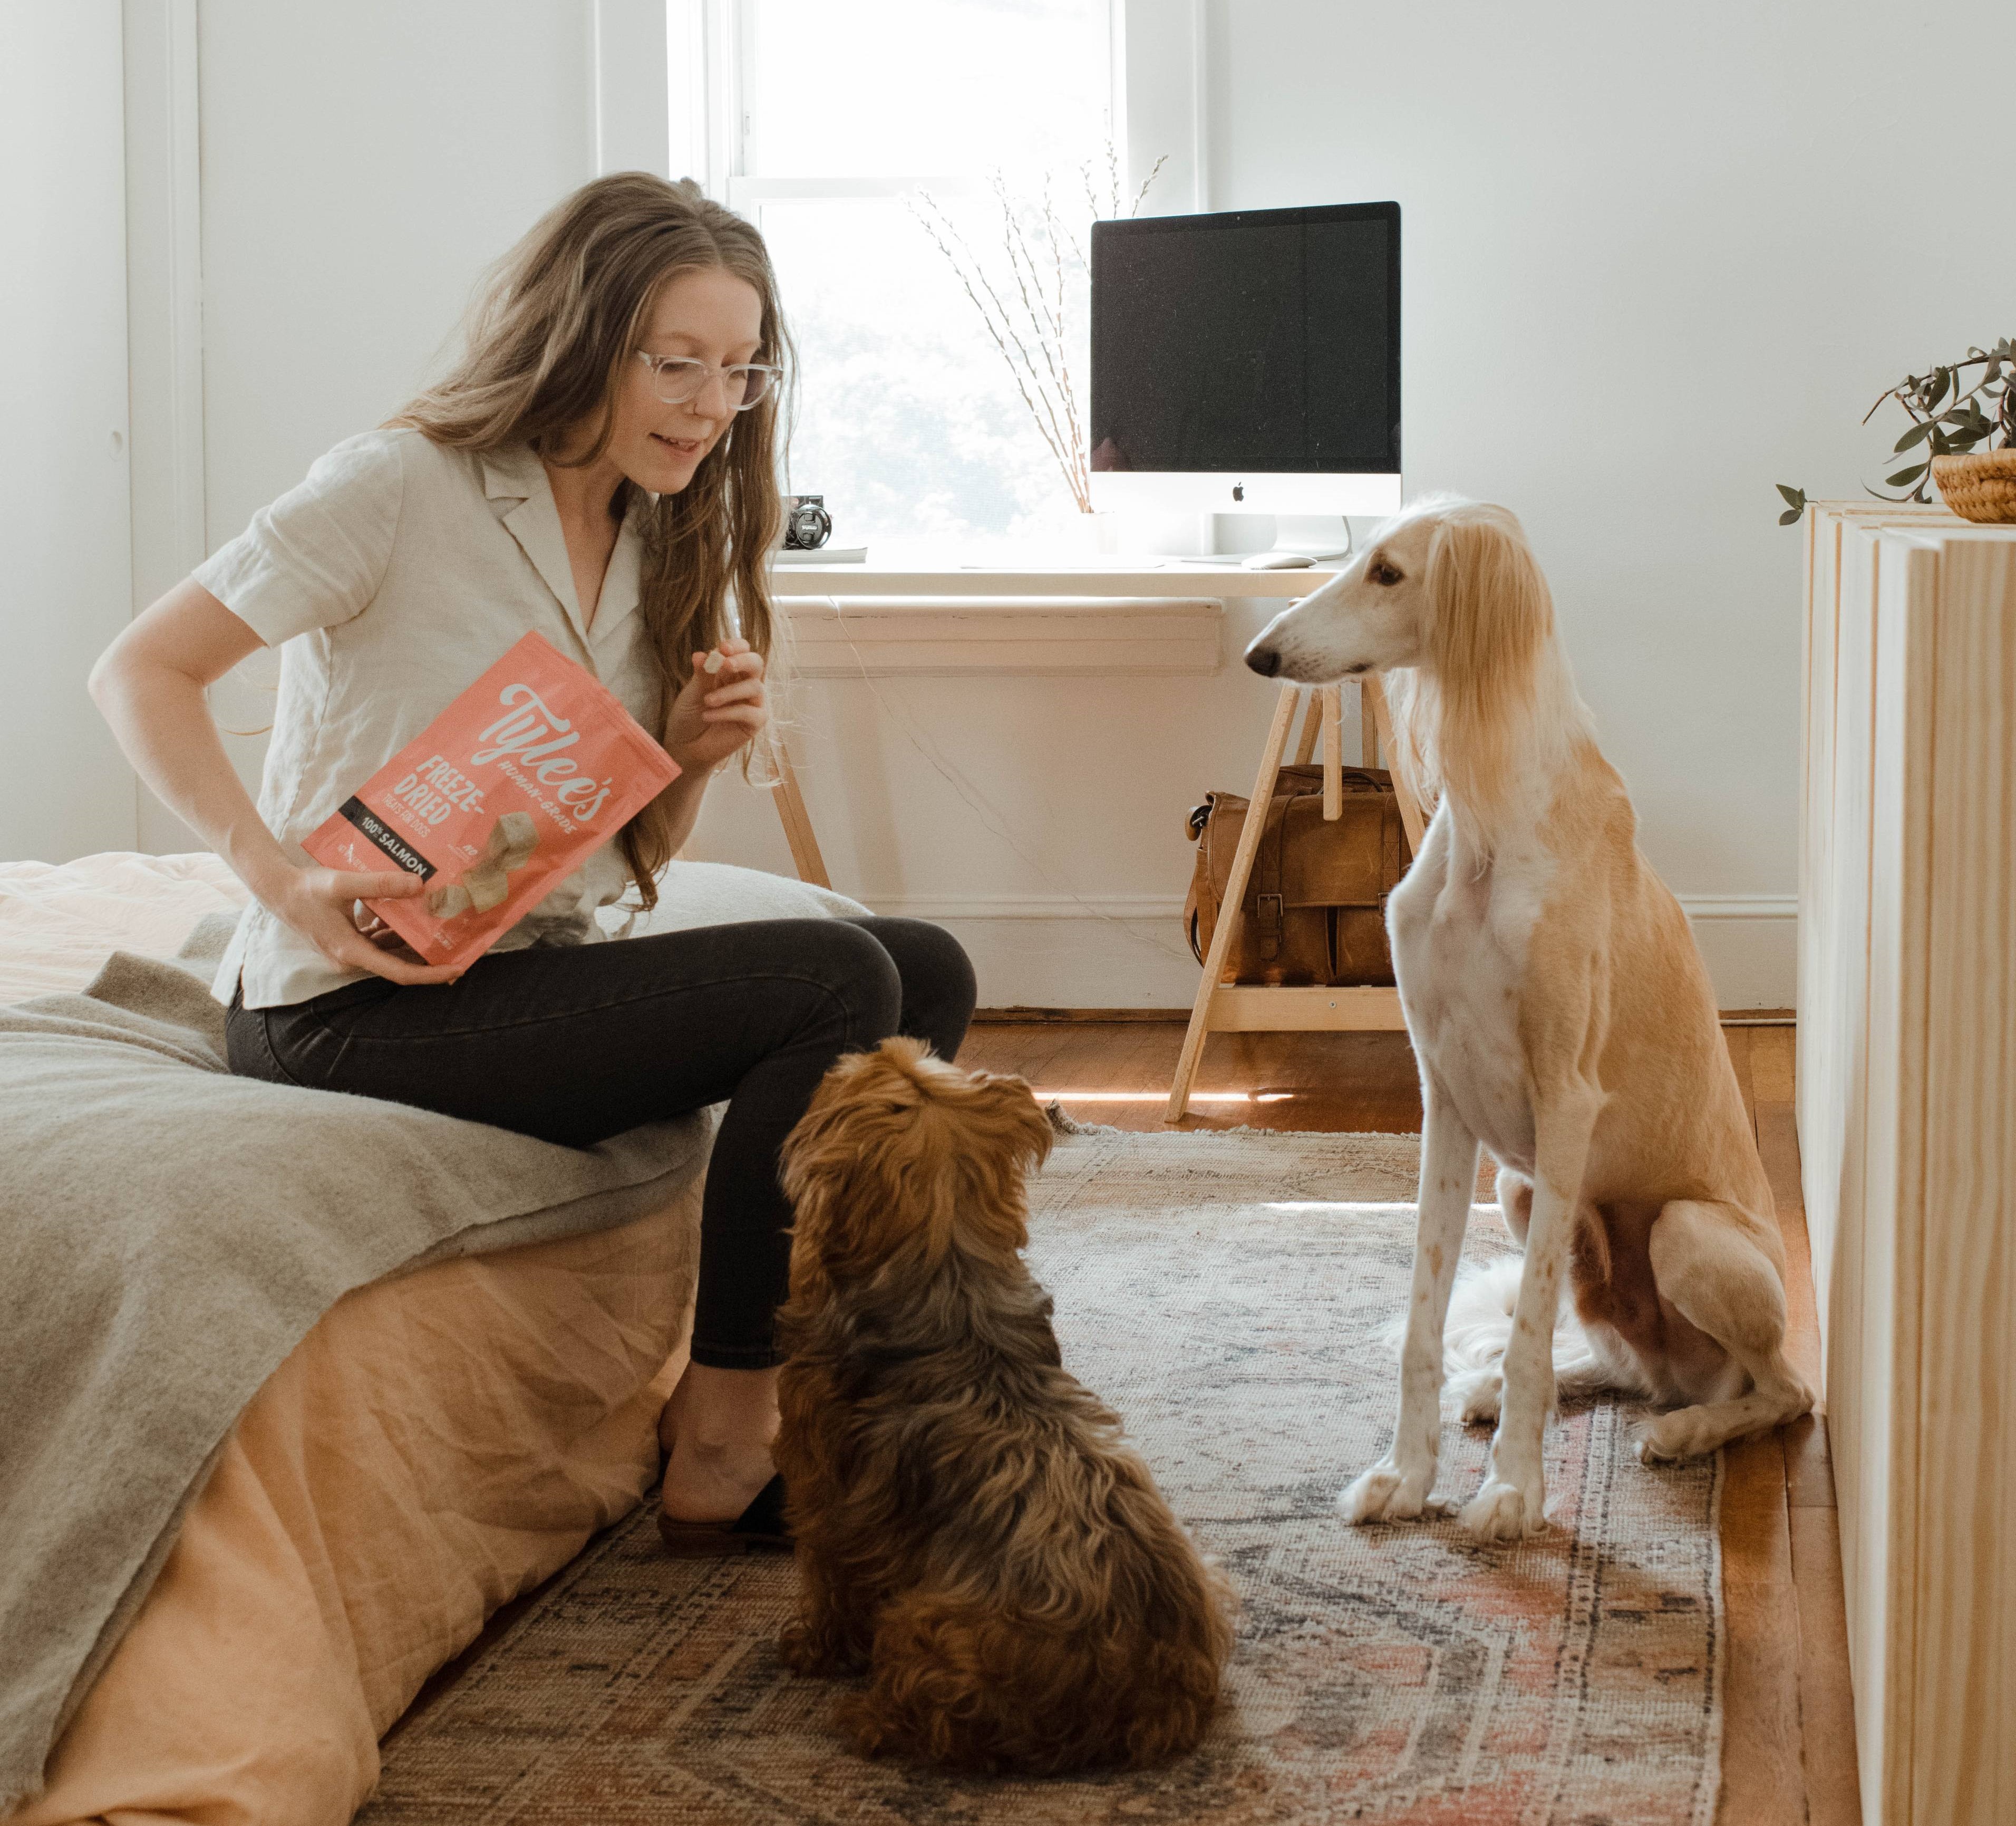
left=1797, top=504, right=2016, bottom=1826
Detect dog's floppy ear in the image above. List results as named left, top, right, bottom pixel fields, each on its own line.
left=779, top=1041, right=1053, bottom=1275
left=779, top=1040, right=967, bottom=1274
left=1424, top=505, right=1552, bottom=706
left=935, top=1070, right=1052, bottom=1257
left=779, top=1047, right=935, bottom=1275
left=1421, top=505, right=1554, bottom=828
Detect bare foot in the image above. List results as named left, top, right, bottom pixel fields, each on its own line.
left=658, top=1362, right=780, bottom=1523
left=661, top=1436, right=776, bottom=1522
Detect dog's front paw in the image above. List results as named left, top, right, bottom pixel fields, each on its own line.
left=777, top=1621, right=823, bottom=1675
left=779, top=1620, right=856, bottom=1678
left=1338, top=1456, right=1441, bottom=1524
left=833, top=1691, right=895, bottom=1760
left=1459, top=1476, right=1547, bottom=1541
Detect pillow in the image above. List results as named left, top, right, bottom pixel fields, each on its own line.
left=600, top=859, right=869, bottom=938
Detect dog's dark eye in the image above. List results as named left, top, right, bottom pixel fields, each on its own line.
left=1369, top=559, right=1403, bottom=587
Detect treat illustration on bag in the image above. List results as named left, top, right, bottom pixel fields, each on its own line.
left=302, top=632, right=678, bottom=971
left=426, top=811, right=540, bottom=919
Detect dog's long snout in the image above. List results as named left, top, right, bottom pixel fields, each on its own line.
left=1245, top=642, right=1282, bottom=678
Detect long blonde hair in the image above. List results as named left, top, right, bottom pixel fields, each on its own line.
left=1380, top=501, right=1557, bottom=855
left=392, top=172, right=791, bottom=911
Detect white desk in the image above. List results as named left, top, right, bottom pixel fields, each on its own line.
left=768, top=561, right=1342, bottom=599
left=766, top=562, right=1331, bottom=678
left=762, top=557, right=1419, bottom=1119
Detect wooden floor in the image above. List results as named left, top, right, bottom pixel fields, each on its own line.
left=963, top=1015, right=1860, bottom=1826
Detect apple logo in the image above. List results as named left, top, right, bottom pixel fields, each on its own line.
left=1232, top=483, right=1245, bottom=501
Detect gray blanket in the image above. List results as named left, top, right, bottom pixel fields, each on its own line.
left=0, top=916, right=711, bottom=1809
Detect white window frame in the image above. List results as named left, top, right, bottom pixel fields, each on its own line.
left=667, top=0, right=1200, bottom=217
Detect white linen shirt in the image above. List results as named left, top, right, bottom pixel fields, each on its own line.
left=196, top=428, right=661, bottom=1010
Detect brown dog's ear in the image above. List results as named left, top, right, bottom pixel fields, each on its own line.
left=778, top=1045, right=1055, bottom=1275
left=779, top=1044, right=963, bottom=1274
left=944, top=1073, right=1053, bottom=1257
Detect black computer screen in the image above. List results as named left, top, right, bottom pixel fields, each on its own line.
left=1089, top=202, right=1400, bottom=476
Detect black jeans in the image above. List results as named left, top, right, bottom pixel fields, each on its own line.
left=224, top=917, right=976, bottom=1369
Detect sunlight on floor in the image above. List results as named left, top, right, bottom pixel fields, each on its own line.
left=1262, top=1201, right=1412, bottom=1211
left=1033, top=1089, right=1295, bottom=1103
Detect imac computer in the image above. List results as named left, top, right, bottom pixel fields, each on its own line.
left=1088, top=200, right=1400, bottom=564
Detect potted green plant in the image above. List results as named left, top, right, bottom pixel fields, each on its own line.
left=1779, top=336, right=2016, bottom=525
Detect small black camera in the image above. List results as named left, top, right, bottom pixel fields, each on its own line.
left=783, top=494, right=832, bottom=550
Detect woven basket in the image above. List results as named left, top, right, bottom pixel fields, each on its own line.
left=1932, top=449, right=2016, bottom=523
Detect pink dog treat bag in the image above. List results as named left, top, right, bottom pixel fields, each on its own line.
left=302, top=631, right=678, bottom=970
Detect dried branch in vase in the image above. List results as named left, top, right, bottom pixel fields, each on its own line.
left=910, top=150, right=1167, bottom=515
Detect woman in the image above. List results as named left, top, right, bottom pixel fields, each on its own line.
left=89, top=173, right=975, bottom=1552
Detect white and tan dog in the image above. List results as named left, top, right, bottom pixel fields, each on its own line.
left=1245, top=497, right=1812, bottom=1541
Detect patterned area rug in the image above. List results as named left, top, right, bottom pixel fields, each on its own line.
left=364, top=1128, right=1722, bottom=1825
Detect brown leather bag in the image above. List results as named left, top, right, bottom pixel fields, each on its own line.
left=1184, top=764, right=1413, bottom=986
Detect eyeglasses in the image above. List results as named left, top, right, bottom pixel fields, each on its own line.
left=634, top=351, right=782, bottom=412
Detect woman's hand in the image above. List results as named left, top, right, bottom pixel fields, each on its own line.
left=264, top=865, right=464, bottom=987
left=661, top=636, right=769, bottom=779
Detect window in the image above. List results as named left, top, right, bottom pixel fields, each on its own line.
left=676, top=0, right=1123, bottom=554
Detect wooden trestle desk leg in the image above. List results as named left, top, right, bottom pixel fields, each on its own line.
left=1321, top=684, right=1343, bottom=818
left=1292, top=684, right=1323, bottom=766
left=1164, top=685, right=1302, bottom=1123
left=766, top=733, right=832, bottom=888
left=1163, top=677, right=1429, bottom=1124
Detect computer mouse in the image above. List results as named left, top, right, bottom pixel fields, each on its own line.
left=1242, top=551, right=1316, bottom=569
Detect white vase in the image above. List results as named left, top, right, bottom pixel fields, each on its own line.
left=1045, top=509, right=1120, bottom=557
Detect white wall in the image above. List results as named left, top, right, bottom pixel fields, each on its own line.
left=197, top=2, right=597, bottom=543
left=152, top=0, right=603, bottom=849
left=689, top=598, right=1318, bottom=1005
left=0, top=2, right=137, bottom=862
left=91, top=0, right=2015, bottom=1007
left=694, top=0, right=2016, bottom=1009
left=1191, top=0, right=2013, bottom=1002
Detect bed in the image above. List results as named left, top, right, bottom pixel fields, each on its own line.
left=1, top=852, right=861, bottom=1826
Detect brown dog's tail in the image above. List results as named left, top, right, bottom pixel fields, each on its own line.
left=837, top=1553, right=1234, bottom=1775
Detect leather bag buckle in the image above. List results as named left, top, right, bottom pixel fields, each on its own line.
left=1256, top=891, right=1284, bottom=960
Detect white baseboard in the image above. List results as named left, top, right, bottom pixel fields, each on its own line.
left=1675, top=895, right=1797, bottom=1010
left=861, top=892, right=1797, bottom=1011
left=1675, top=894, right=1797, bottom=922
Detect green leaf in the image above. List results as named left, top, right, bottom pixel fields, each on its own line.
left=1779, top=508, right=1802, bottom=526
left=1776, top=482, right=1806, bottom=508
left=1896, top=419, right=1935, bottom=450
left=1886, top=463, right=1927, bottom=486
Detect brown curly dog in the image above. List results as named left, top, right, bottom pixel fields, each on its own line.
left=774, top=1037, right=1236, bottom=1774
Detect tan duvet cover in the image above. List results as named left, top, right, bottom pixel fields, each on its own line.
left=2, top=857, right=695, bottom=1825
